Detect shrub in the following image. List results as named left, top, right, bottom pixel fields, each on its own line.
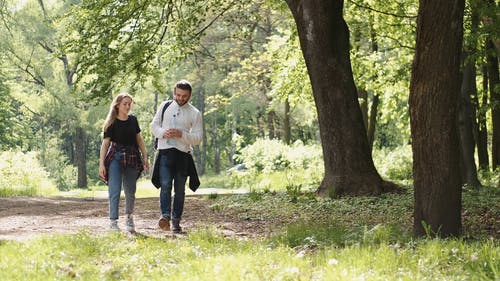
left=373, top=145, right=413, bottom=185
left=235, top=138, right=322, bottom=174
left=229, top=139, right=324, bottom=191
left=0, top=150, right=57, bottom=196
left=37, top=137, right=77, bottom=190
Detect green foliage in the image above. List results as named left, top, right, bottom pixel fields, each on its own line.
left=236, top=138, right=290, bottom=172
left=235, top=138, right=322, bottom=173
left=346, top=0, right=417, bottom=147
left=478, top=169, right=500, bottom=188
left=0, top=150, right=57, bottom=197
left=227, top=139, right=323, bottom=191
left=0, top=77, right=23, bottom=149
left=38, top=137, right=77, bottom=190
left=372, top=144, right=413, bottom=185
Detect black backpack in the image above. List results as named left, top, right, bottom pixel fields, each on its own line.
left=153, top=100, right=173, bottom=150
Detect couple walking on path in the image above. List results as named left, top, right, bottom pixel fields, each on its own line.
left=98, top=80, right=203, bottom=234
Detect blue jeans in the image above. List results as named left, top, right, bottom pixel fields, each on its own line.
left=159, top=152, right=187, bottom=220
left=108, top=152, right=139, bottom=220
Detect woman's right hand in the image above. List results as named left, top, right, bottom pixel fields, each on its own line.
left=99, top=164, right=106, bottom=182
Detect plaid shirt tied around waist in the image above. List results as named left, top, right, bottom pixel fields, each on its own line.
left=103, top=142, right=144, bottom=184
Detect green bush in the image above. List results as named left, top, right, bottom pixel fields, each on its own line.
left=235, top=138, right=290, bottom=173
left=0, top=150, right=58, bottom=197
left=373, top=145, right=413, bottom=185
left=38, top=137, right=77, bottom=190
left=236, top=139, right=323, bottom=173
left=228, top=139, right=323, bottom=191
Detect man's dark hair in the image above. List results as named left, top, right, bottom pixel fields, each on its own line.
left=175, top=80, right=192, bottom=93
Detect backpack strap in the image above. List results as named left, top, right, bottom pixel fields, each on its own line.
left=154, top=100, right=173, bottom=150
left=160, top=100, right=173, bottom=124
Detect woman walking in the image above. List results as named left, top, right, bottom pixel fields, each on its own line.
left=99, top=93, right=149, bottom=232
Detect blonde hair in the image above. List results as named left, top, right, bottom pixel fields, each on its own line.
left=102, top=93, right=133, bottom=132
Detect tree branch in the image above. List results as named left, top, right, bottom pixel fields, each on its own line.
left=347, top=0, right=417, bottom=19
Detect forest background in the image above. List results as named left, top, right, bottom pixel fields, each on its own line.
left=0, top=0, right=499, bottom=231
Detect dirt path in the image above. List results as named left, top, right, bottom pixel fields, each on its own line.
left=0, top=196, right=266, bottom=241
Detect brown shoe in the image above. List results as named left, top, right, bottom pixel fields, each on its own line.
left=159, top=217, right=170, bottom=231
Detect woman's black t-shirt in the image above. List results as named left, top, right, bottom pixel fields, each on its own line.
left=104, top=115, right=141, bottom=146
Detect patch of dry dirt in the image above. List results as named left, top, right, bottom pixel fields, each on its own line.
left=0, top=196, right=269, bottom=241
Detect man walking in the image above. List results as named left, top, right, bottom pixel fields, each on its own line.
left=151, top=80, right=203, bottom=233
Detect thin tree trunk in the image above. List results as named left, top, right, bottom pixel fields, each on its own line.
left=283, top=96, right=291, bottom=145
left=486, top=39, right=500, bottom=170
left=367, top=94, right=379, bottom=150
left=286, top=0, right=398, bottom=197
left=193, top=88, right=206, bottom=176
left=410, top=0, right=464, bottom=237
left=256, top=109, right=265, bottom=138
left=200, top=90, right=207, bottom=176
left=210, top=117, right=220, bottom=174
left=458, top=52, right=481, bottom=188
left=358, top=89, right=368, bottom=130
left=75, top=127, right=87, bottom=188
left=469, top=0, right=488, bottom=171
left=267, top=110, right=276, bottom=139
left=477, top=65, right=489, bottom=169
left=229, top=115, right=237, bottom=167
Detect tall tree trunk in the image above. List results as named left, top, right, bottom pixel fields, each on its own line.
left=229, top=115, right=237, bottom=167
left=256, top=109, right=265, bottom=138
left=200, top=90, right=207, bottom=176
left=211, top=117, right=220, bottom=174
left=458, top=52, right=481, bottom=187
left=75, top=126, right=87, bottom=188
left=285, top=1, right=398, bottom=197
left=267, top=110, right=276, bottom=139
left=410, top=0, right=464, bottom=237
left=486, top=39, right=500, bottom=170
left=358, top=89, right=368, bottom=130
left=470, top=6, right=489, bottom=170
left=193, top=88, right=206, bottom=176
left=477, top=66, right=490, bottom=169
left=283, top=96, right=291, bottom=145
left=367, top=94, right=379, bottom=150
left=152, top=90, right=159, bottom=149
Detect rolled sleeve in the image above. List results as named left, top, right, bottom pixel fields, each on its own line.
left=181, top=110, right=203, bottom=146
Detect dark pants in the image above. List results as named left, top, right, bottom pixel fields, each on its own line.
left=158, top=149, right=188, bottom=220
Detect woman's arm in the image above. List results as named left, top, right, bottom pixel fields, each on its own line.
left=99, top=137, right=111, bottom=181
left=136, top=133, right=150, bottom=170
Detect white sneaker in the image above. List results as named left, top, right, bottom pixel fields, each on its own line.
left=110, top=219, right=120, bottom=231
left=126, top=214, right=135, bottom=233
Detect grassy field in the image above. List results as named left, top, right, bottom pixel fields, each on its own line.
left=0, top=183, right=499, bottom=280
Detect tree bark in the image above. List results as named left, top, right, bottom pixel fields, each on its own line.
left=283, top=96, right=291, bottom=145
left=409, top=0, right=464, bottom=237
left=358, top=89, right=368, bottom=130
left=367, top=94, right=379, bottom=150
left=75, top=126, right=87, bottom=188
left=477, top=65, right=490, bottom=169
left=267, top=110, right=276, bottom=139
left=211, top=117, right=220, bottom=174
left=486, top=39, right=500, bottom=170
left=193, top=88, right=206, bottom=176
left=285, top=1, right=398, bottom=197
left=458, top=52, right=481, bottom=188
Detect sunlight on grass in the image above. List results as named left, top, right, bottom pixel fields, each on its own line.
left=0, top=229, right=498, bottom=280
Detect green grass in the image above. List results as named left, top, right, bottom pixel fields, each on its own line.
left=1, top=158, right=498, bottom=280
left=1, top=185, right=498, bottom=280
left=0, top=229, right=497, bottom=281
